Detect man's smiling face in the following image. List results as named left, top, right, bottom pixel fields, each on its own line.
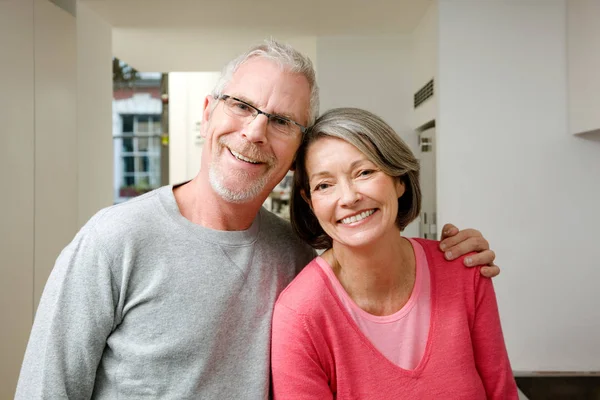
left=200, top=57, right=311, bottom=204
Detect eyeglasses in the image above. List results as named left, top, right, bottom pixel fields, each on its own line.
left=218, top=95, right=308, bottom=137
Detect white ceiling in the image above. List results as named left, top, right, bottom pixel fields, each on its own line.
left=81, top=0, right=432, bottom=35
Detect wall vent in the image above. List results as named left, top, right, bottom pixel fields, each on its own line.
left=414, top=79, right=434, bottom=109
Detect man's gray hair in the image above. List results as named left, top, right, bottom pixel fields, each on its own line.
left=211, top=39, right=320, bottom=126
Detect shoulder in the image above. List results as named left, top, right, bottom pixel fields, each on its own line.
left=412, top=239, right=486, bottom=324
left=275, top=259, right=330, bottom=314
left=73, top=187, right=168, bottom=254
left=91, top=187, right=165, bottom=233
left=50, top=192, right=167, bottom=284
left=412, top=238, right=480, bottom=288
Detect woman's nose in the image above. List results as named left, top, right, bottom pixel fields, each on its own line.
left=338, top=181, right=361, bottom=207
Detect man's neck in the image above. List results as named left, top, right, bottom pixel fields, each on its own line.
left=173, top=176, right=264, bottom=231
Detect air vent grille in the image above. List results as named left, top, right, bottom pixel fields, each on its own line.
left=414, top=79, right=434, bottom=108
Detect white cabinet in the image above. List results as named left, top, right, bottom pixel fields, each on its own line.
left=568, top=0, right=600, bottom=135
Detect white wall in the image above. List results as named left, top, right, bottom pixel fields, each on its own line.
left=410, top=0, right=438, bottom=129
left=567, top=0, right=600, bottom=135
left=0, top=2, right=35, bottom=398
left=113, top=30, right=318, bottom=73
left=168, top=72, right=221, bottom=184
left=438, top=0, right=600, bottom=371
left=316, top=35, right=420, bottom=238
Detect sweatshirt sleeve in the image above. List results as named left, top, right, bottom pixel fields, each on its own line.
left=15, top=222, right=117, bottom=400
left=271, top=302, right=333, bottom=400
left=471, top=272, right=519, bottom=399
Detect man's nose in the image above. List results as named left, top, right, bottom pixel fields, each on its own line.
left=241, top=114, right=269, bottom=144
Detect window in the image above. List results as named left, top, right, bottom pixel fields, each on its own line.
left=115, top=114, right=162, bottom=199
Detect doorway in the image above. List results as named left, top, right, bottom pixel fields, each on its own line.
left=418, top=127, right=437, bottom=240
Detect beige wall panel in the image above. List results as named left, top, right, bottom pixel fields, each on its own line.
left=77, top=2, right=114, bottom=226
left=0, top=1, right=35, bottom=398
left=33, top=0, right=79, bottom=309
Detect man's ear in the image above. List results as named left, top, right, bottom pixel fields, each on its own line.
left=300, top=189, right=312, bottom=210
left=200, top=95, right=214, bottom=138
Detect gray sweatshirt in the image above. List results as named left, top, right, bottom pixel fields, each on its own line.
left=15, top=186, right=316, bottom=399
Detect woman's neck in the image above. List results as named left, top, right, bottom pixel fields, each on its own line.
left=325, top=231, right=416, bottom=316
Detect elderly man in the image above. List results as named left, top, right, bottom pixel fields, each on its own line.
left=16, top=40, right=498, bottom=399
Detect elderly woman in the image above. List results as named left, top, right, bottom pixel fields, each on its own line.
left=271, top=108, right=518, bottom=399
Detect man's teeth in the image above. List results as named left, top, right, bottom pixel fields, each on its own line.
left=230, top=149, right=260, bottom=164
left=340, top=210, right=375, bottom=224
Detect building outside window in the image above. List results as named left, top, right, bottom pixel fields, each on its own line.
left=112, top=65, right=164, bottom=204
left=116, top=114, right=161, bottom=198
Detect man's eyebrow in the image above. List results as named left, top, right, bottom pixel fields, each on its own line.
left=270, top=109, right=296, bottom=120
left=263, top=105, right=295, bottom=121
left=231, top=94, right=297, bottom=121
left=231, top=95, right=257, bottom=108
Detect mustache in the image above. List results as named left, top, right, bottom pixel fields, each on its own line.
left=219, top=136, right=276, bottom=165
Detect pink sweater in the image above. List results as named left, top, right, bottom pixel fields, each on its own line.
left=271, top=239, right=518, bottom=399
left=315, top=237, right=431, bottom=369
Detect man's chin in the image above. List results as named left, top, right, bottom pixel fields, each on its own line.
left=219, top=191, right=259, bottom=204
left=209, top=177, right=264, bottom=205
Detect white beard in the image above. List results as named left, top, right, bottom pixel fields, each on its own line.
left=208, top=162, right=270, bottom=204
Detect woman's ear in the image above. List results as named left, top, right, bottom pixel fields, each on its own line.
left=300, top=189, right=312, bottom=210
left=395, top=178, right=406, bottom=199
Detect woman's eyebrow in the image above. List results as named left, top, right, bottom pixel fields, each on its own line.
left=309, top=171, right=331, bottom=181
left=308, top=159, right=372, bottom=181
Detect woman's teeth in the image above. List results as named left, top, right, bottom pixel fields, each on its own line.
left=340, top=209, right=375, bottom=224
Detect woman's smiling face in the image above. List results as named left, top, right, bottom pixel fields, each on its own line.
left=304, top=136, right=405, bottom=249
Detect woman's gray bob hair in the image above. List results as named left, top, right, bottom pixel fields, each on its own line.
left=291, top=107, right=421, bottom=250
